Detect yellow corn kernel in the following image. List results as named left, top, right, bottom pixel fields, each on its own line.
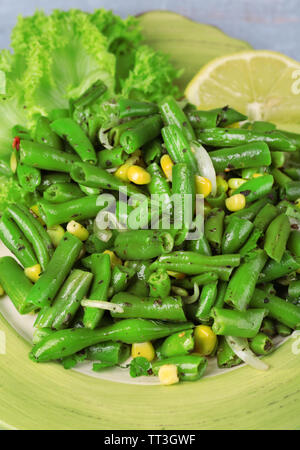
left=0, top=284, right=5, bottom=296
left=160, top=154, right=173, bottom=181
left=252, top=173, right=264, bottom=178
left=66, top=221, right=89, bottom=241
left=167, top=271, right=186, bottom=280
left=103, top=250, right=122, bottom=268
left=195, top=176, right=212, bottom=198
left=131, top=341, right=156, bottom=362
left=228, top=178, right=247, bottom=190
left=127, top=165, right=151, bottom=185
left=25, top=264, right=42, bottom=283
left=30, top=204, right=46, bottom=226
left=225, top=193, right=246, bottom=212
left=115, top=164, right=131, bottom=182
left=10, top=152, right=17, bottom=174
left=47, top=225, right=65, bottom=247
left=216, top=175, right=228, bottom=193
left=295, top=198, right=300, bottom=209
left=194, top=325, right=217, bottom=356
left=158, top=364, right=179, bottom=386
left=228, top=189, right=235, bottom=196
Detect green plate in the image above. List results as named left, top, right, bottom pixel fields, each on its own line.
left=1, top=11, right=300, bottom=430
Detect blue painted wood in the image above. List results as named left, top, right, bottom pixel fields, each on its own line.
left=0, top=0, right=299, bottom=60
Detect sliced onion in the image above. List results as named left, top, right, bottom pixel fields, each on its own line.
left=81, top=299, right=124, bottom=314
left=225, top=336, right=269, bottom=371
left=182, top=283, right=200, bottom=305
left=191, top=141, right=217, bottom=196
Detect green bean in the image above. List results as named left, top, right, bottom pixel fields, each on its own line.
left=233, top=175, right=274, bottom=204
left=247, top=121, right=276, bottom=133
left=48, top=109, right=70, bottom=121
left=70, top=161, right=140, bottom=197
left=213, top=106, right=247, bottom=127
left=195, top=281, right=218, bottom=322
left=35, top=270, right=93, bottom=329
left=185, top=108, right=219, bottom=129
left=210, top=142, right=271, bottom=172
left=151, top=261, right=233, bottom=281
left=278, top=130, right=300, bottom=150
left=85, top=233, right=113, bottom=255
left=38, top=173, right=71, bottom=192
left=250, top=288, right=300, bottom=329
left=217, top=336, right=242, bottom=368
left=111, top=292, right=187, bottom=322
left=206, top=191, right=227, bottom=209
left=30, top=319, right=194, bottom=362
left=0, top=212, right=37, bottom=268
left=0, top=256, right=35, bottom=314
left=271, top=151, right=285, bottom=168
left=264, top=214, right=290, bottom=262
left=143, top=139, right=163, bottom=165
left=260, top=318, right=276, bottom=337
left=162, top=125, right=198, bottom=173
left=98, top=147, right=128, bottom=169
left=147, top=162, right=172, bottom=209
left=175, top=272, right=218, bottom=289
left=50, top=118, right=97, bottom=164
left=17, top=163, right=41, bottom=193
left=127, top=278, right=149, bottom=297
left=73, top=80, right=107, bottom=109
left=288, top=280, right=300, bottom=299
left=172, top=163, right=196, bottom=229
left=83, top=253, right=111, bottom=330
left=86, top=341, right=130, bottom=366
left=284, top=167, right=300, bottom=181
left=253, top=203, right=278, bottom=232
left=105, top=118, right=144, bottom=148
left=79, top=184, right=101, bottom=196
left=249, top=332, right=273, bottom=355
left=35, top=116, right=63, bottom=149
left=152, top=354, right=207, bottom=381
left=239, top=228, right=263, bottom=257
left=211, top=307, right=266, bottom=338
left=196, top=128, right=297, bottom=152
left=120, top=114, right=163, bottom=154
left=186, top=232, right=212, bottom=256
left=214, top=281, right=227, bottom=309
left=271, top=168, right=292, bottom=188
left=118, top=99, right=159, bottom=119
left=43, top=183, right=84, bottom=204
left=110, top=265, right=135, bottom=295
left=25, top=232, right=83, bottom=307
left=204, top=208, right=225, bottom=254
left=275, top=322, right=292, bottom=337
left=114, top=230, right=174, bottom=261
left=148, top=269, right=171, bottom=298
left=159, top=96, right=196, bottom=141
left=157, top=330, right=194, bottom=358
left=241, top=166, right=269, bottom=179
left=37, top=195, right=103, bottom=227
left=6, top=204, right=51, bottom=271
left=20, top=140, right=80, bottom=173
left=260, top=251, right=300, bottom=283
left=152, top=252, right=240, bottom=268
left=283, top=181, right=300, bottom=201
left=224, top=250, right=267, bottom=311
left=222, top=217, right=253, bottom=254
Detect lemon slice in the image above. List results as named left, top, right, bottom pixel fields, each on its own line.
left=185, top=50, right=300, bottom=132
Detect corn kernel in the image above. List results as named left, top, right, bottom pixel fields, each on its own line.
left=227, top=122, right=240, bottom=129
left=160, top=154, right=173, bottom=181
left=195, top=176, right=212, bottom=198
left=167, top=271, right=186, bottom=279
left=0, top=284, right=5, bottom=296
left=252, top=173, right=264, bottom=178
left=227, top=189, right=235, bottom=196
left=216, top=175, right=228, bottom=193
left=228, top=178, right=247, bottom=190
left=131, top=341, right=156, bottom=362
left=66, top=221, right=89, bottom=241
left=115, top=164, right=131, bottom=182
left=194, top=325, right=217, bottom=356
left=30, top=205, right=46, bottom=226
left=158, top=364, right=179, bottom=386
left=24, top=264, right=42, bottom=283
left=103, top=250, right=122, bottom=268
left=47, top=225, right=65, bottom=247
left=127, top=165, right=151, bottom=185
left=225, top=193, right=246, bottom=212
left=10, top=152, right=17, bottom=174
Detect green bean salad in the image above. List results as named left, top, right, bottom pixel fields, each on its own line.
left=0, top=81, right=300, bottom=385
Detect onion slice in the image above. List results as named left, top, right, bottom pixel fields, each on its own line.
left=191, top=140, right=217, bottom=196
left=225, top=336, right=269, bottom=371
left=81, top=300, right=124, bottom=314
left=182, top=283, right=200, bottom=305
